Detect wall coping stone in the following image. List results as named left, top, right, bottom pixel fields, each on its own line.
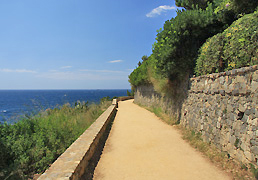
left=38, top=100, right=118, bottom=180
left=191, top=65, right=258, bottom=81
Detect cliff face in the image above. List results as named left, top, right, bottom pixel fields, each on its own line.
left=135, top=65, right=258, bottom=166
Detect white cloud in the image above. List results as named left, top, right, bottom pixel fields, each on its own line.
left=146, top=5, right=176, bottom=18
left=0, top=69, right=37, bottom=73
left=108, top=60, right=123, bottom=63
left=60, top=66, right=72, bottom=69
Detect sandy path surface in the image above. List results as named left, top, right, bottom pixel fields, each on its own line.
left=93, top=100, right=231, bottom=180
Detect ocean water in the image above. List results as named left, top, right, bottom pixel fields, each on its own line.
left=0, top=89, right=129, bottom=124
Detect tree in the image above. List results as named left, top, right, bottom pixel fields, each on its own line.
left=176, top=0, right=214, bottom=10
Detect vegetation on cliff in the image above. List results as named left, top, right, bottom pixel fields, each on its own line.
left=0, top=99, right=111, bottom=180
left=129, top=0, right=258, bottom=93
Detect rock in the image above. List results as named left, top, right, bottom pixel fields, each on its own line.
left=219, top=77, right=225, bottom=84
left=239, top=104, right=247, bottom=112
left=245, top=109, right=252, bottom=116
left=232, top=89, right=239, bottom=96
left=241, top=115, right=248, bottom=123
left=227, top=104, right=234, bottom=113
left=219, top=90, right=225, bottom=96
left=251, top=81, right=258, bottom=92
left=251, top=140, right=258, bottom=146
left=231, top=69, right=237, bottom=75
left=229, top=135, right=236, bottom=145
left=251, top=146, right=258, bottom=155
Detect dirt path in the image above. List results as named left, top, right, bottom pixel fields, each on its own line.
left=93, top=100, right=231, bottom=180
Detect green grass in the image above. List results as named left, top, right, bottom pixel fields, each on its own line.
left=0, top=100, right=111, bottom=180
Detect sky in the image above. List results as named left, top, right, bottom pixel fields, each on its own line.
left=0, top=0, right=180, bottom=89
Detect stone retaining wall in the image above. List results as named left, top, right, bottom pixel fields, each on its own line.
left=135, top=66, right=258, bottom=166
left=38, top=100, right=118, bottom=180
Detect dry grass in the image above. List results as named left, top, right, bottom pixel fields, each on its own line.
left=176, top=126, right=256, bottom=180
left=137, top=103, right=178, bottom=125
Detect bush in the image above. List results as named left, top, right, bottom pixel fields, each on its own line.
left=128, top=59, right=150, bottom=88
left=147, top=5, right=225, bottom=92
left=0, top=101, right=111, bottom=179
left=195, top=11, right=258, bottom=75
left=195, top=33, right=224, bottom=75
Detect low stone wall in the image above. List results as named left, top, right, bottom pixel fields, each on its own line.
left=134, top=81, right=188, bottom=122
left=38, top=100, right=118, bottom=180
left=135, top=66, right=258, bottom=166
left=118, top=96, right=134, bottom=101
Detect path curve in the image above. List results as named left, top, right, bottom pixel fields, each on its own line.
left=93, top=100, right=231, bottom=180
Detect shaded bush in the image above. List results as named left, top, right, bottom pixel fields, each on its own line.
left=175, top=0, right=214, bottom=10
left=195, top=11, right=258, bottom=75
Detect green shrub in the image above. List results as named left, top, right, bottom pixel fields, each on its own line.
left=147, top=5, right=225, bottom=93
left=195, top=11, right=258, bottom=75
left=128, top=59, right=150, bottom=88
left=0, top=101, right=111, bottom=179
left=223, top=11, right=258, bottom=70
left=195, top=33, right=224, bottom=75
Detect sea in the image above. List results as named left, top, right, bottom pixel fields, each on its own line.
left=0, top=89, right=129, bottom=124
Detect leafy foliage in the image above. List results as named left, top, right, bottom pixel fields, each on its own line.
left=214, top=0, right=258, bottom=26
left=129, top=0, right=258, bottom=94
left=128, top=58, right=150, bottom=88
left=176, top=0, right=214, bottom=10
left=149, top=5, right=224, bottom=91
left=126, top=90, right=134, bottom=96
left=195, top=33, right=224, bottom=75
left=0, top=100, right=111, bottom=179
left=214, top=0, right=258, bottom=16
left=195, top=11, right=258, bottom=75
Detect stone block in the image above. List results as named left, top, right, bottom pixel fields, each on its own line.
left=251, top=81, right=258, bottom=92
left=232, top=89, right=239, bottom=96
left=240, top=124, right=247, bottom=134
left=219, top=76, right=225, bottom=84
left=240, top=142, right=248, bottom=152
left=231, top=69, right=237, bottom=75
left=251, top=140, right=258, bottom=146
left=251, top=146, right=258, bottom=155
left=219, top=90, right=225, bottom=96
left=227, top=104, right=234, bottom=113
left=239, top=104, right=247, bottom=112
left=236, top=75, right=246, bottom=83
left=236, top=150, right=248, bottom=163
left=252, top=71, right=258, bottom=81
left=239, top=83, right=247, bottom=94
left=229, top=135, right=236, bottom=145
left=245, top=151, right=255, bottom=162
left=241, top=115, right=249, bottom=123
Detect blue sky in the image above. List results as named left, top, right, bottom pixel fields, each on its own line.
left=0, top=0, right=179, bottom=89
